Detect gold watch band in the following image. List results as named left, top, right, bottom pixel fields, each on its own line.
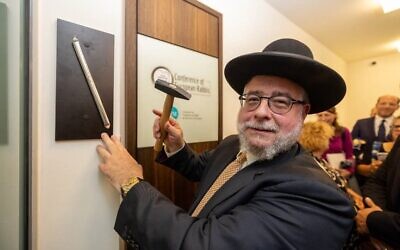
left=120, top=176, right=141, bottom=198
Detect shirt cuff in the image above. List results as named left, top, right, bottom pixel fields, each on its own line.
left=164, top=143, right=185, bottom=158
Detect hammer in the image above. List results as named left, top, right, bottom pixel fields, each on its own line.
left=154, top=79, right=191, bottom=152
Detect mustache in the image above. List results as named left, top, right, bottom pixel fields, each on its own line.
left=239, top=120, right=279, bottom=133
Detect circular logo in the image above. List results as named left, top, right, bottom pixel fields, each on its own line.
left=171, top=106, right=179, bottom=119
left=151, top=66, right=174, bottom=84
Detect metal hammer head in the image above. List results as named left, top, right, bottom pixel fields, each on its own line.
left=154, top=79, right=191, bottom=100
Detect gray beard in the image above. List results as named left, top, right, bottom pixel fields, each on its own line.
left=237, top=118, right=303, bottom=160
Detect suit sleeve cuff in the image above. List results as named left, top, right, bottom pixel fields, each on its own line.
left=164, top=143, right=185, bottom=157
left=366, top=210, right=398, bottom=242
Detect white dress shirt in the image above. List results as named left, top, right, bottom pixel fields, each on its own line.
left=374, top=115, right=393, bottom=137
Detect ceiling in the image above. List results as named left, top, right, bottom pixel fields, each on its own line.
left=265, top=0, right=400, bottom=62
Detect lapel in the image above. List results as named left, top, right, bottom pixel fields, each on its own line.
left=189, top=145, right=238, bottom=213
left=191, top=144, right=300, bottom=217
left=368, top=117, right=376, bottom=137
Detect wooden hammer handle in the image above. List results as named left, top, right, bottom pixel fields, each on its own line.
left=154, top=95, right=174, bottom=152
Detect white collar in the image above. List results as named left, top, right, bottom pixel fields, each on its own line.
left=375, top=115, right=393, bottom=122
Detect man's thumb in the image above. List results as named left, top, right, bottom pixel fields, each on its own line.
left=165, top=122, right=176, bottom=135
left=364, top=197, right=376, bottom=207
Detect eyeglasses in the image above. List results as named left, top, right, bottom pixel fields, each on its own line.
left=239, top=93, right=306, bottom=115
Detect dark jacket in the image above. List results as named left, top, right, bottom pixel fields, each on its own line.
left=352, top=117, right=390, bottom=187
left=363, top=137, right=400, bottom=248
left=352, top=117, right=377, bottom=164
left=115, top=135, right=355, bottom=250
left=352, top=117, right=391, bottom=163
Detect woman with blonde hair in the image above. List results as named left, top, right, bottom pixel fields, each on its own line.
left=299, top=121, right=363, bottom=209
left=382, top=116, right=400, bottom=152
left=299, top=121, right=333, bottom=159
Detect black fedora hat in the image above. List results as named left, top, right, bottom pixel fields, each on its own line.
left=224, top=38, right=346, bottom=114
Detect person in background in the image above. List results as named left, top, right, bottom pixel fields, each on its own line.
left=96, top=38, right=355, bottom=249
left=382, top=116, right=400, bottom=153
left=365, top=116, right=400, bottom=177
left=370, top=107, right=377, bottom=117
left=355, top=136, right=400, bottom=249
left=299, top=121, right=363, bottom=209
left=351, top=95, right=399, bottom=187
left=317, top=107, right=354, bottom=179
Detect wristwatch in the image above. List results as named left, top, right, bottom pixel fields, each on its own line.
left=120, top=176, right=142, bottom=198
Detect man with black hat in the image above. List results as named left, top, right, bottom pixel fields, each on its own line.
left=97, top=38, right=355, bottom=249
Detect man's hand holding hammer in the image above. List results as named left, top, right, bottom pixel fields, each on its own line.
left=152, top=109, right=185, bottom=154
left=97, top=109, right=185, bottom=194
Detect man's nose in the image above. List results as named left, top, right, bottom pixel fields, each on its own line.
left=253, top=99, right=273, bottom=118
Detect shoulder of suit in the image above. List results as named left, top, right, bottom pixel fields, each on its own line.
left=211, top=135, right=240, bottom=154
left=285, top=152, right=339, bottom=186
left=220, top=134, right=239, bottom=145
left=357, top=117, right=375, bottom=123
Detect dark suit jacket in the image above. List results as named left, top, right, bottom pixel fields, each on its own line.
left=362, top=137, right=400, bottom=248
left=114, top=135, right=355, bottom=250
left=351, top=117, right=377, bottom=165
left=351, top=117, right=391, bottom=187
left=352, top=117, right=391, bottom=162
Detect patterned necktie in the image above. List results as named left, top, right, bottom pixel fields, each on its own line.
left=191, top=151, right=247, bottom=217
left=377, top=119, right=386, bottom=141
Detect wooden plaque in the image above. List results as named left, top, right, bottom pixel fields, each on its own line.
left=56, top=19, right=114, bottom=140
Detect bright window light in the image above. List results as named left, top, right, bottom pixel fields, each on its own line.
left=376, top=0, right=400, bottom=13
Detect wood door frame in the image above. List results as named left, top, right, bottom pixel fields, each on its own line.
left=124, top=1, right=222, bottom=248
left=125, top=0, right=139, bottom=158
left=125, top=0, right=222, bottom=157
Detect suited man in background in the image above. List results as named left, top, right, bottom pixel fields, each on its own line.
left=352, top=95, right=399, bottom=187
left=96, top=38, right=355, bottom=249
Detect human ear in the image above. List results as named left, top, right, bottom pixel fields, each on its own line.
left=302, top=104, right=311, bottom=118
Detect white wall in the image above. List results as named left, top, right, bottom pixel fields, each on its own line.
left=346, top=53, right=400, bottom=129
left=198, top=0, right=347, bottom=136
left=32, top=0, right=125, bottom=249
left=0, top=0, right=22, bottom=249
left=30, top=0, right=359, bottom=249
